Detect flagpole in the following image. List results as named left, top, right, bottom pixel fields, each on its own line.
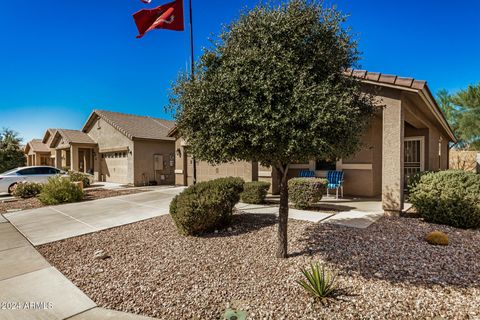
left=188, top=0, right=197, bottom=185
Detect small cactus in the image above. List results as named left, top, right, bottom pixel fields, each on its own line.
left=425, top=231, right=449, bottom=246
left=223, top=309, right=247, bottom=320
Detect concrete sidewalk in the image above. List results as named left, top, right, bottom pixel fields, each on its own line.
left=0, top=219, right=153, bottom=320
left=236, top=199, right=385, bottom=228
left=4, top=187, right=184, bottom=246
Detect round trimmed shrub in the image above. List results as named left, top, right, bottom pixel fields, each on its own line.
left=288, top=178, right=327, bottom=209
left=409, top=170, right=480, bottom=229
left=38, top=177, right=84, bottom=205
left=170, top=177, right=244, bottom=235
left=12, top=182, right=43, bottom=198
left=241, top=181, right=271, bottom=204
left=425, top=231, right=449, bottom=246
left=68, top=171, right=92, bottom=188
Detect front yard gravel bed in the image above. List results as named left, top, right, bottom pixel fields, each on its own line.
left=38, top=214, right=480, bottom=319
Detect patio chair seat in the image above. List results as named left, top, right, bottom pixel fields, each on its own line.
left=327, top=183, right=340, bottom=189
left=326, top=170, right=344, bottom=199
left=299, top=170, right=315, bottom=177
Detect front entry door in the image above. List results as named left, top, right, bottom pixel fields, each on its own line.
left=404, top=137, right=425, bottom=187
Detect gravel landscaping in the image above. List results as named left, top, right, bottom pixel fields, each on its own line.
left=0, top=188, right=148, bottom=214
left=38, top=213, right=480, bottom=319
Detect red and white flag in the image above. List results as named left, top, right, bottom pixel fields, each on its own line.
left=133, top=0, right=184, bottom=38
left=140, top=0, right=152, bottom=3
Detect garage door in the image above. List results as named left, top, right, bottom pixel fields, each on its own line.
left=100, top=153, right=129, bottom=184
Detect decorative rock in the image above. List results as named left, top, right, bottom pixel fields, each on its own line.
left=38, top=214, right=480, bottom=319
left=93, top=250, right=111, bottom=260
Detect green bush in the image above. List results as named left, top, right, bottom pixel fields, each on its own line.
left=406, top=170, right=435, bottom=194
left=409, top=170, right=480, bottom=229
left=288, top=178, right=327, bottom=209
left=38, top=177, right=84, bottom=205
left=170, top=177, right=244, bottom=235
left=67, top=171, right=91, bottom=187
left=12, top=182, right=43, bottom=198
left=240, top=181, right=270, bottom=204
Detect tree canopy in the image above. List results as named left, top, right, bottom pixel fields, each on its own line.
left=437, top=84, right=480, bottom=150
left=0, top=128, right=26, bottom=173
left=170, top=0, right=377, bottom=257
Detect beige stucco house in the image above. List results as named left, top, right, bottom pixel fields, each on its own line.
left=81, top=110, right=176, bottom=186
left=169, top=70, right=457, bottom=214
left=26, top=110, right=176, bottom=186
left=25, top=139, right=53, bottom=166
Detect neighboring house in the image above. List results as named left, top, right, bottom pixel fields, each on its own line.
left=81, top=110, right=176, bottom=186
left=26, top=110, right=176, bottom=186
left=169, top=69, right=457, bottom=214
left=25, top=139, right=52, bottom=166
left=48, top=129, right=98, bottom=173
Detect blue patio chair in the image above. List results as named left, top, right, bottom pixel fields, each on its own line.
left=326, top=170, right=344, bottom=199
left=299, top=170, right=315, bottom=178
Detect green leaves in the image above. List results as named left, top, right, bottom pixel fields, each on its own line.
left=409, top=170, right=480, bottom=229
left=38, top=177, right=84, bottom=205
left=297, top=263, right=338, bottom=300
left=288, top=177, right=327, bottom=209
left=437, top=84, right=480, bottom=150
left=0, top=128, right=26, bottom=173
left=169, top=0, right=376, bottom=167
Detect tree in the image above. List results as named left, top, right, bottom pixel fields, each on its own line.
left=170, top=0, right=377, bottom=258
left=437, top=84, right=480, bottom=150
left=0, top=129, right=26, bottom=173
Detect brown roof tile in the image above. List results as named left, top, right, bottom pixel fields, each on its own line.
left=57, top=129, right=96, bottom=144
left=345, top=68, right=426, bottom=90
left=90, top=110, right=175, bottom=140
left=27, top=139, right=50, bottom=153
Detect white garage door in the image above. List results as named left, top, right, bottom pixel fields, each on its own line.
left=100, top=152, right=129, bottom=184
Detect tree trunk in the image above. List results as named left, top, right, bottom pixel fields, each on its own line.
left=276, top=164, right=289, bottom=258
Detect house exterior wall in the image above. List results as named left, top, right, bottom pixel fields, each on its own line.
left=133, top=140, right=175, bottom=186
left=85, top=117, right=134, bottom=184
left=171, top=85, right=453, bottom=204
left=45, top=133, right=57, bottom=165
left=173, top=136, right=257, bottom=186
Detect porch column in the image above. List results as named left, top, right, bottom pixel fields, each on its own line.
left=382, top=99, right=405, bottom=214
left=70, top=145, right=79, bottom=172
left=34, top=154, right=41, bottom=165
left=93, top=147, right=100, bottom=182
left=55, top=149, right=62, bottom=169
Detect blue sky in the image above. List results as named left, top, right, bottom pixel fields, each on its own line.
left=1, top=0, right=479, bottom=142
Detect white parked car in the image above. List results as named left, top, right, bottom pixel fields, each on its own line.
left=0, top=166, right=67, bottom=194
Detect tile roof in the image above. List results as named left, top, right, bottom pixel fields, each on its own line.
left=87, top=110, right=175, bottom=141
left=344, top=68, right=427, bottom=90
left=26, top=139, right=50, bottom=153
left=345, top=68, right=456, bottom=142
left=57, top=129, right=96, bottom=144
left=42, top=128, right=58, bottom=143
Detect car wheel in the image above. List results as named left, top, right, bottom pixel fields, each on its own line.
left=8, top=183, right=17, bottom=195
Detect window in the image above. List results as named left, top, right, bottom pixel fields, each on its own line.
left=315, top=160, right=336, bottom=171
left=17, top=168, right=39, bottom=175
left=48, top=168, right=60, bottom=174
left=37, top=167, right=52, bottom=175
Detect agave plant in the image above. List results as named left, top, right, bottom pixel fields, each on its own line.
left=223, top=309, right=247, bottom=320
left=297, top=263, right=338, bottom=300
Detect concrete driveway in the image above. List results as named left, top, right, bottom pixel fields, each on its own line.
left=3, top=187, right=184, bottom=246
